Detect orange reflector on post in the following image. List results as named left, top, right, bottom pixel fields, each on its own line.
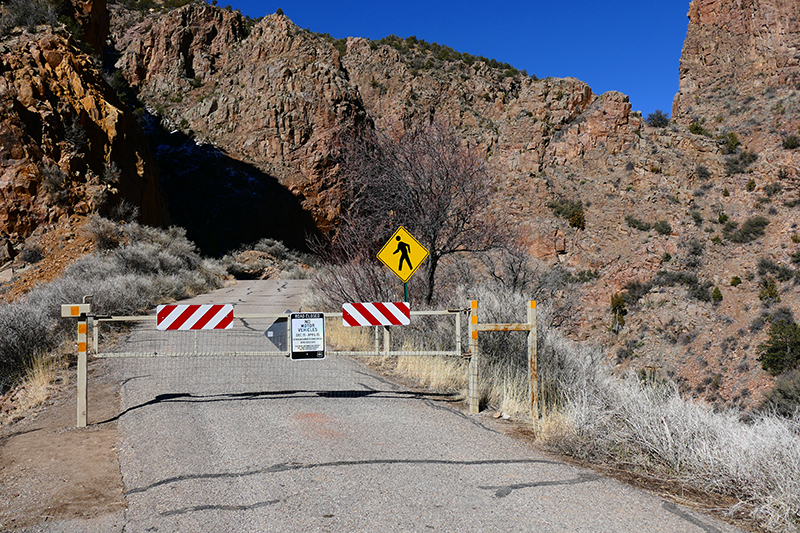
left=61, top=304, right=91, bottom=317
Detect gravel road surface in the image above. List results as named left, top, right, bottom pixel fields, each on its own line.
left=22, top=281, right=745, bottom=532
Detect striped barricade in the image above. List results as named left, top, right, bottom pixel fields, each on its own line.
left=156, top=304, right=234, bottom=330
left=342, top=302, right=411, bottom=327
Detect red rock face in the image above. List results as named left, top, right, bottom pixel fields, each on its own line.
left=0, top=29, right=168, bottom=243
left=674, top=0, right=800, bottom=119
left=110, top=7, right=367, bottom=230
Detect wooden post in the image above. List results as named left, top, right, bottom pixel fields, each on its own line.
left=454, top=310, right=461, bottom=357
left=528, top=301, right=539, bottom=420
left=77, top=317, right=88, bottom=428
left=468, top=300, right=479, bottom=414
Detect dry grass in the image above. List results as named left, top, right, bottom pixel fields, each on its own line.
left=325, top=320, right=376, bottom=351
left=0, top=349, right=64, bottom=426
left=394, top=355, right=468, bottom=396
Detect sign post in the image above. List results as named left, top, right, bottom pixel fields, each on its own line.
left=376, top=226, right=429, bottom=302
left=290, top=312, right=326, bottom=360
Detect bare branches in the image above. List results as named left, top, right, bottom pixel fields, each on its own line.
left=332, top=119, right=510, bottom=303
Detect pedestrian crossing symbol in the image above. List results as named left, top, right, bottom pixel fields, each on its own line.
left=377, top=226, right=429, bottom=283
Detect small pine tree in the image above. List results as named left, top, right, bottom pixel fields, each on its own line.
left=711, top=286, right=723, bottom=303
left=645, top=110, right=670, bottom=128
left=757, top=320, right=800, bottom=375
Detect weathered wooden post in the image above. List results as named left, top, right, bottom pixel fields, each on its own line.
left=528, top=300, right=539, bottom=420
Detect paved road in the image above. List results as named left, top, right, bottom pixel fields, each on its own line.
left=27, top=281, right=746, bottom=532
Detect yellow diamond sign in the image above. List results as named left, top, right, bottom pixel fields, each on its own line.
left=377, top=226, right=429, bottom=283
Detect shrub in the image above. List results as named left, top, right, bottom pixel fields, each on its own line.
left=757, top=319, right=800, bottom=375
left=0, top=0, right=57, bottom=34
left=712, top=286, right=723, bottom=303
left=718, top=132, right=740, bottom=154
left=763, top=182, right=782, bottom=197
left=782, top=135, right=800, bottom=150
left=723, top=216, right=769, bottom=243
left=758, top=257, right=794, bottom=282
left=18, top=246, right=44, bottom=264
left=645, top=110, right=670, bottom=128
left=695, top=164, right=711, bottom=180
left=759, top=276, right=781, bottom=307
left=759, top=369, right=800, bottom=417
left=0, top=218, right=226, bottom=391
left=688, top=119, right=711, bottom=136
left=730, top=276, right=742, bottom=286
left=746, top=178, right=757, bottom=191
left=653, top=220, right=672, bottom=235
left=689, top=210, right=703, bottom=226
left=547, top=199, right=585, bottom=230
left=625, top=215, right=651, bottom=232
left=725, top=151, right=758, bottom=175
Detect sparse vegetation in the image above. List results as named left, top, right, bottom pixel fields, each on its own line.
left=688, top=119, right=711, bottom=137
left=725, top=151, right=758, bottom=175
left=782, top=135, right=800, bottom=150
left=759, top=276, right=781, bottom=307
left=610, top=292, right=626, bottom=333
left=723, top=216, right=769, bottom=243
left=368, top=34, right=532, bottom=81
left=624, top=215, right=650, bottom=232
left=718, top=131, right=741, bottom=154
left=0, top=0, right=57, bottom=34
left=653, top=220, right=671, bottom=235
left=0, top=217, right=226, bottom=392
left=695, top=164, right=711, bottom=180
left=645, top=109, right=669, bottom=128
left=757, top=318, right=800, bottom=375
left=547, top=199, right=585, bottom=230
left=711, top=286, right=723, bottom=303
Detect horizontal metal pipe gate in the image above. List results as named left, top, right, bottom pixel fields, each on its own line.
left=61, top=300, right=538, bottom=427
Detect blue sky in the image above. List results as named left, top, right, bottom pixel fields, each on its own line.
left=221, top=1, right=691, bottom=117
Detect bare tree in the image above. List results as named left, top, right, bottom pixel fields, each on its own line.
left=333, top=119, right=510, bottom=304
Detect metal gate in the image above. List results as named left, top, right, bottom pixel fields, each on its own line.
left=61, top=300, right=538, bottom=428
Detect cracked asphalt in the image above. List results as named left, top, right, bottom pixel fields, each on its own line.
left=24, top=281, right=746, bottom=532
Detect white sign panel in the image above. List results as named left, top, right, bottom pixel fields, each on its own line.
left=290, top=312, right=325, bottom=360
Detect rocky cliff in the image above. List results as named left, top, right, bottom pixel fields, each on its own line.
left=0, top=0, right=797, bottom=407
left=0, top=25, right=168, bottom=259
left=101, top=0, right=800, bottom=407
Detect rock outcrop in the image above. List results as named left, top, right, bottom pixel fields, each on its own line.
left=0, top=27, right=168, bottom=246
left=111, top=6, right=367, bottom=231
left=66, top=0, right=109, bottom=54
left=674, top=0, right=800, bottom=119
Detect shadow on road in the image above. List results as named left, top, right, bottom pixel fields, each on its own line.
left=96, top=388, right=459, bottom=425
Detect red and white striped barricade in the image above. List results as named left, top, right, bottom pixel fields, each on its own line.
left=342, top=302, right=411, bottom=327
left=156, top=304, right=234, bottom=330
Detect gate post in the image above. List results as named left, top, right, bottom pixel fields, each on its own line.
left=77, top=316, right=88, bottom=427
left=468, top=300, right=479, bottom=414
left=528, top=301, right=539, bottom=420
left=61, top=303, right=90, bottom=428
